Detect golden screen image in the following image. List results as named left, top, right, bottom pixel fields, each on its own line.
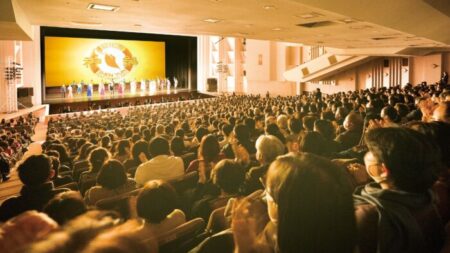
left=44, top=37, right=165, bottom=86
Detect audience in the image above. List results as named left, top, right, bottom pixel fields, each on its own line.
left=1, top=82, right=449, bottom=253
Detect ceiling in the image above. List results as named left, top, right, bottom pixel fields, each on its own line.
left=9, top=0, right=450, bottom=50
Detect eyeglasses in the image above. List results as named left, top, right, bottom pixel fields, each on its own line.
left=259, top=176, right=275, bottom=203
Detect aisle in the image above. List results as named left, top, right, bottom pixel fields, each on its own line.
left=0, top=121, right=47, bottom=204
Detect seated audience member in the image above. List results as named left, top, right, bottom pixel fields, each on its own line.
left=171, top=136, right=196, bottom=169
left=299, top=131, right=329, bottom=157
left=335, top=112, right=363, bottom=150
left=379, top=105, right=400, bottom=127
left=79, top=147, right=110, bottom=195
left=48, top=143, right=73, bottom=170
left=302, top=115, right=316, bottom=133
left=46, top=150, right=73, bottom=187
left=187, top=134, right=222, bottom=173
left=0, top=211, right=59, bottom=253
left=354, top=127, right=445, bottom=253
left=192, top=159, right=245, bottom=221
left=134, top=137, right=184, bottom=186
left=313, top=119, right=342, bottom=153
left=432, top=101, right=450, bottom=123
left=245, top=135, right=285, bottom=194
left=84, top=160, right=136, bottom=205
left=124, top=140, right=150, bottom=174
left=232, top=153, right=356, bottom=253
left=264, top=123, right=286, bottom=144
left=72, top=143, right=95, bottom=181
left=133, top=180, right=186, bottom=241
left=407, top=121, right=450, bottom=223
left=0, top=154, right=69, bottom=221
left=114, top=139, right=131, bottom=163
left=43, top=191, right=88, bottom=225
left=219, top=124, right=234, bottom=148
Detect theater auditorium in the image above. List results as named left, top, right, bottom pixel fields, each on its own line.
left=0, top=0, right=449, bottom=252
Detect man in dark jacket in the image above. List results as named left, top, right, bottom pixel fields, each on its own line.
left=354, top=128, right=445, bottom=253
left=0, top=154, right=68, bottom=222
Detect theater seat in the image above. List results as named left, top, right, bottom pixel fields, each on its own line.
left=168, top=171, right=199, bottom=194
left=154, top=217, right=207, bottom=253
left=206, top=206, right=228, bottom=234
left=95, top=188, right=141, bottom=218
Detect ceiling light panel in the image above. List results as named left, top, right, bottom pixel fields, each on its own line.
left=87, top=3, right=120, bottom=12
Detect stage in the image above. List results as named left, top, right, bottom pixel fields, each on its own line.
left=44, top=88, right=214, bottom=114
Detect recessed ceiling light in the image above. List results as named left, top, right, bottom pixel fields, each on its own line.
left=133, top=24, right=142, bottom=27
left=87, top=3, right=119, bottom=12
left=70, top=21, right=103, bottom=27
left=297, top=12, right=322, bottom=19
left=203, top=18, right=221, bottom=23
left=272, top=27, right=282, bottom=31
left=263, top=5, right=276, bottom=10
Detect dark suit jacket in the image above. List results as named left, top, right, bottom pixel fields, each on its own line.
left=0, top=182, right=68, bottom=222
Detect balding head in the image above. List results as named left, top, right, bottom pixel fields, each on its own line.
left=343, top=112, right=363, bottom=131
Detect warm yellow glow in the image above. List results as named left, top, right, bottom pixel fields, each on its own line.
left=45, top=37, right=165, bottom=86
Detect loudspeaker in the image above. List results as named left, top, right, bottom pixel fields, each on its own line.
left=206, top=78, right=217, bottom=92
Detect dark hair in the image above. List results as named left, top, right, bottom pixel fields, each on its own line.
left=406, top=121, right=450, bottom=170
left=212, top=159, right=245, bottom=194
left=116, top=140, right=131, bottom=156
left=314, top=119, right=336, bottom=140
left=149, top=137, right=170, bottom=157
left=48, top=144, right=71, bottom=164
left=299, top=132, right=328, bottom=156
left=77, top=142, right=93, bottom=161
left=195, top=127, right=209, bottom=142
left=265, top=123, right=285, bottom=143
left=199, top=134, right=220, bottom=162
left=96, top=160, right=128, bottom=189
left=101, top=136, right=111, bottom=148
left=131, top=140, right=150, bottom=164
left=221, top=124, right=233, bottom=137
left=381, top=105, right=399, bottom=123
left=89, top=147, right=110, bottom=173
left=302, top=116, right=317, bottom=131
left=170, top=136, right=185, bottom=156
left=365, top=127, right=438, bottom=193
left=267, top=153, right=356, bottom=253
left=18, top=154, right=52, bottom=186
left=43, top=191, right=88, bottom=225
left=136, top=180, right=178, bottom=223
left=288, top=118, right=302, bottom=135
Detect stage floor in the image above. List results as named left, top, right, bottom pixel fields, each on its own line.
left=44, top=88, right=190, bottom=104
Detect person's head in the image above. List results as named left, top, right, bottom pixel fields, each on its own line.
left=277, top=115, right=288, bottom=130
left=43, top=191, right=88, bottom=225
left=302, top=116, right=316, bottom=132
left=132, top=140, right=150, bottom=164
left=380, top=105, right=399, bottom=123
left=265, top=153, right=356, bottom=253
left=78, top=142, right=93, bottom=160
left=299, top=132, right=328, bottom=156
left=199, top=134, right=220, bottom=162
left=432, top=101, right=450, bottom=123
left=89, top=147, right=110, bottom=173
left=288, top=118, right=302, bottom=135
left=170, top=136, right=185, bottom=156
left=343, top=112, right=363, bottom=131
left=195, top=127, right=209, bottom=143
left=96, top=160, right=128, bottom=189
left=149, top=137, right=170, bottom=157
left=83, top=230, right=154, bottom=253
left=364, top=127, right=438, bottom=193
left=314, top=119, right=336, bottom=140
left=116, top=139, right=131, bottom=156
left=18, top=154, right=54, bottom=187
left=211, top=159, right=245, bottom=195
left=101, top=136, right=111, bottom=149
left=48, top=144, right=70, bottom=162
left=136, top=180, right=178, bottom=223
left=255, top=135, right=285, bottom=165
left=221, top=124, right=233, bottom=138
left=233, top=124, right=251, bottom=144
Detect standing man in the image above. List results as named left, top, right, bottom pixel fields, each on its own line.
left=61, top=84, right=66, bottom=98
